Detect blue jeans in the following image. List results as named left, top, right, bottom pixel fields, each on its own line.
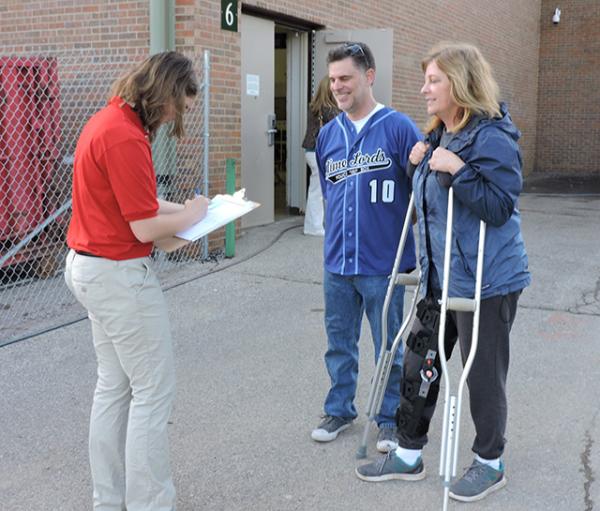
left=323, top=270, right=405, bottom=426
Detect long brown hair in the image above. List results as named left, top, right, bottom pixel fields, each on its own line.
left=421, top=42, right=500, bottom=134
left=111, top=51, right=198, bottom=141
left=309, top=75, right=338, bottom=117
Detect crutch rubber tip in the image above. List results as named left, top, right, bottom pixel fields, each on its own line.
left=356, top=446, right=367, bottom=459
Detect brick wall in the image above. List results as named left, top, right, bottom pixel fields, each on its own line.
left=180, top=0, right=242, bottom=196
left=0, top=0, right=149, bottom=55
left=0, top=1, right=557, bottom=256
left=1, top=0, right=543, bottom=175
left=536, top=0, right=600, bottom=174
left=239, top=0, right=542, bottom=175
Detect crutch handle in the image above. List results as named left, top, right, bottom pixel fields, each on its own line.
left=395, top=273, right=420, bottom=286
left=446, top=297, right=476, bottom=312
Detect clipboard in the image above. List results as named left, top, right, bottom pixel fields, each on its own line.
left=175, top=189, right=260, bottom=241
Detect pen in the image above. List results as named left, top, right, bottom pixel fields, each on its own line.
left=195, top=187, right=215, bottom=209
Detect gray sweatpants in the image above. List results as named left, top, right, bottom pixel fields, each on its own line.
left=65, top=250, right=176, bottom=511
left=397, top=291, right=521, bottom=459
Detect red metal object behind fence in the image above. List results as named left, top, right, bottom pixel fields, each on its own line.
left=0, top=56, right=63, bottom=267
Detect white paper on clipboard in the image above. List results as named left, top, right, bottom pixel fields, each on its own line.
left=175, top=189, right=260, bottom=241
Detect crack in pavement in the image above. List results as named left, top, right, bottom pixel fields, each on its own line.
left=582, top=410, right=598, bottom=511
left=234, top=270, right=322, bottom=286
left=571, top=277, right=600, bottom=316
left=519, top=303, right=600, bottom=318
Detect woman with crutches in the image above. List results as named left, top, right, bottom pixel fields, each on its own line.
left=355, top=42, right=531, bottom=503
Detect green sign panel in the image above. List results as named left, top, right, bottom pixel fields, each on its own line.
left=221, top=0, right=238, bottom=32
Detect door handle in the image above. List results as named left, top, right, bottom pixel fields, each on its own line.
left=267, top=113, right=277, bottom=146
left=267, top=128, right=277, bottom=146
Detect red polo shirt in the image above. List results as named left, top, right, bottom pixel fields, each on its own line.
left=67, top=97, right=158, bottom=260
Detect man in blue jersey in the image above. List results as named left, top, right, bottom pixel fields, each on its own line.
left=311, top=42, right=422, bottom=452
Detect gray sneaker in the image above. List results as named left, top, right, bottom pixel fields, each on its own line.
left=355, top=449, right=426, bottom=482
left=311, top=415, right=353, bottom=442
left=376, top=425, right=398, bottom=453
left=449, top=460, right=506, bottom=502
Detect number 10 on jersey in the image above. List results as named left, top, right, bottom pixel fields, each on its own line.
left=369, top=179, right=395, bottom=203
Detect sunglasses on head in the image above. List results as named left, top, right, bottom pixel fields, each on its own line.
left=344, top=43, right=366, bottom=57
left=342, top=43, right=370, bottom=68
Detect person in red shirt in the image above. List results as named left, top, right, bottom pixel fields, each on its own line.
left=64, top=51, right=208, bottom=511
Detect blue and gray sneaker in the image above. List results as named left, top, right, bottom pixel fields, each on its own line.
left=449, top=459, right=506, bottom=502
left=311, top=415, right=353, bottom=442
left=355, top=449, right=426, bottom=482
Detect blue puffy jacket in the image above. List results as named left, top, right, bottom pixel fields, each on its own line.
left=413, top=103, right=531, bottom=300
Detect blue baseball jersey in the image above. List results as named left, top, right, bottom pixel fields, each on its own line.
left=316, top=106, right=421, bottom=276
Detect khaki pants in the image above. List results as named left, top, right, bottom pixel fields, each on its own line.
left=65, top=250, right=176, bottom=511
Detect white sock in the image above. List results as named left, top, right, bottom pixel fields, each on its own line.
left=475, top=454, right=501, bottom=470
left=394, top=447, right=422, bottom=465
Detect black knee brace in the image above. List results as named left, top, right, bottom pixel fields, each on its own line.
left=396, top=299, right=441, bottom=437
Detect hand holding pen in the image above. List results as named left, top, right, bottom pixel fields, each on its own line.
left=184, top=188, right=210, bottom=222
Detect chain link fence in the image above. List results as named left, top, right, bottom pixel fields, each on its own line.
left=0, top=51, right=211, bottom=347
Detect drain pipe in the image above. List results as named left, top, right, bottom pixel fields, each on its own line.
left=150, top=0, right=176, bottom=200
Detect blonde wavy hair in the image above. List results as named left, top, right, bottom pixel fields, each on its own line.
left=422, top=42, right=500, bottom=134
left=309, top=75, right=338, bottom=116
left=111, top=51, right=198, bottom=142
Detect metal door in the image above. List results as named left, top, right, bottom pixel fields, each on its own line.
left=286, top=30, right=308, bottom=213
left=241, top=14, right=275, bottom=227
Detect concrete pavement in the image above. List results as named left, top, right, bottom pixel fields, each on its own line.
left=1, top=192, right=599, bottom=511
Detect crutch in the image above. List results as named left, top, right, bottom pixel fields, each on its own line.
left=438, top=187, right=486, bottom=511
left=356, top=193, right=421, bottom=459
